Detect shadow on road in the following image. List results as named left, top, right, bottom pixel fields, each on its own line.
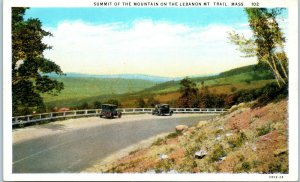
left=37, top=123, right=68, bottom=131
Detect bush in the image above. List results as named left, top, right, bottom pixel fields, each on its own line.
left=257, top=123, right=272, bottom=136
left=156, top=159, right=175, bottom=172
left=268, top=158, right=288, bottom=173
left=256, top=82, right=288, bottom=106
left=209, top=145, right=226, bottom=162
left=78, top=102, right=89, bottom=109
left=227, top=132, right=246, bottom=148
left=152, top=137, right=165, bottom=146
left=230, top=82, right=288, bottom=109
left=231, top=86, right=237, bottom=92
left=178, top=158, right=197, bottom=172
left=245, top=80, right=251, bottom=84
left=241, top=162, right=251, bottom=172
left=165, top=131, right=181, bottom=139
left=93, top=101, right=102, bottom=109
left=136, top=98, right=146, bottom=108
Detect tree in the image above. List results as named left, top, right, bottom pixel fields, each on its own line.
left=136, top=98, right=146, bottom=108
left=12, top=8, right=64, bottom=116
left=177, top=77, right=198, bottom=107
left=93, top=101, right=102, bottom=109
left=78, top=102, right=89, bottom=109
left=228, top=8, right=288, bottom=87
left=198, top=86, right=211, bottom=108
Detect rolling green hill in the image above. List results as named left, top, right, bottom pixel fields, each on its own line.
left=137, top=64, right=274, bottom=95
left=43, top=64, right=275, bottom=110
left=42, top=77, right=157, bottom=108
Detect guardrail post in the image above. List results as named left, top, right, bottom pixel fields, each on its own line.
left=85, top=110, right=88, bottom=115
left=27, top=116, right=30, bottom=122
left=39, top=114, right=42, bottom=119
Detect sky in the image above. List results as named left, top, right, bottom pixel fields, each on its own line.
left=23, top=8, right=278, bottom=77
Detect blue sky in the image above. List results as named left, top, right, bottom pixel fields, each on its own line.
left=22, top=8, right=287, bottom=77
left=25, top=8, right=248, bottom=28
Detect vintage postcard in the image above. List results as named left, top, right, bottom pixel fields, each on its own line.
left=2, top=0, right=298, bottom=181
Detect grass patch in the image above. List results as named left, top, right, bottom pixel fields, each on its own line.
left=227, top=132, right=247, bottom=148
left=156, top=159, right=175, bottom=172
left=128, top=148, right=141, bottom=155
left=209, top=145, right=226, bottom=162
left=152, top=137, right=166, bottom=146
left=165, top=131, right=182, bottom=139
left=241, top=162, right=251, bottom=172
left=257, top=123, right=272, bottom=136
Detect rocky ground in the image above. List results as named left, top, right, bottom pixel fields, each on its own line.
left=87, top=99, right=288, bottom=173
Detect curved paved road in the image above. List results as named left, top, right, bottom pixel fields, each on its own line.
left=13, top=114, right=218, bottom=173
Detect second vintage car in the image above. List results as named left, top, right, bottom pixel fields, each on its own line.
left=99, top=104, right=122, bottom=119
left=152, top=104, right=173, bottom=116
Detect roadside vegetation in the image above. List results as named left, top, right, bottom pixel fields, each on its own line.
left=92, top=98, right=288, bottom=173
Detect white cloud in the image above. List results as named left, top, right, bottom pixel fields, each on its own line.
left=43, top=20, right=256, bottom=77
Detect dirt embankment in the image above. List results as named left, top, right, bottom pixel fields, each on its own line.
left=85, top=99, right=288, bottom=173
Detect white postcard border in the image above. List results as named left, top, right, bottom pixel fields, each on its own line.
left=3, top=0, right=298, bottom=181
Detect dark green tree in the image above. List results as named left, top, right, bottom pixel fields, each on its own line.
left=93, top=101, right=102, bottom=109
left=12, top=8, right=64, bottom=116
left=78, top=102, right=89, bottom=109
left=136, top=98, right=146, bottom=108
left=177, top=77, right=198, bottom=107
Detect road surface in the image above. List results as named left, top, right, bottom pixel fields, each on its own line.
left=13, top=114, right=218, bottom=173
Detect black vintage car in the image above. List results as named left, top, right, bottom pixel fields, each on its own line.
left=152, top=104, right=173, bottom=116
left=100, top=104, right=122, bottom=119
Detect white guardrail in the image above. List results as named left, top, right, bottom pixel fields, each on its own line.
left=12, top=108, right=227, bottom=126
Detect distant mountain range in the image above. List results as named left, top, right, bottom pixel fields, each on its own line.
left=47, top=72, right=217, bottom=83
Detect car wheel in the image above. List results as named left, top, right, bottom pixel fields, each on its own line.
left=100, top=115, right=103, bottom=118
